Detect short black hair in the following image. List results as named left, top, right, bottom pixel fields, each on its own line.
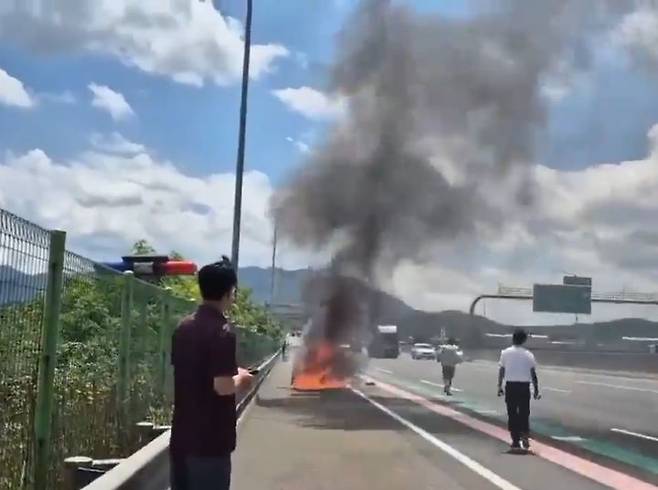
left=448, top=337, right=457, bottom=345
left=512, top=328, right=528, bottom=346
left=197, top=256, right=237, bottom=301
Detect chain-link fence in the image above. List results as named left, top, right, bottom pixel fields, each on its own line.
left=0, top=209, right=50, bottom=490
left=0, top=208, right=282, bottom=489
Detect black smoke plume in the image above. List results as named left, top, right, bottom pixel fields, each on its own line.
left=274, top=0, right=621, bottom=363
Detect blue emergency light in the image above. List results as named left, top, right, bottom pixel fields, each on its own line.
left=102, top=255, right=197, bottom=277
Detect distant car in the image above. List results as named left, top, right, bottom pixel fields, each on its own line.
left=410, top=343, right=436, bottom=360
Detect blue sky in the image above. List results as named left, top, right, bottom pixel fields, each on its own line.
left=0, top=0, right=352, bottom=184
left=3, top=0, right=658, bottom=322
left=1, top=0, right=657, bottom=183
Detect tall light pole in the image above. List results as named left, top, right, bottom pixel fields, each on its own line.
left=231, top=0, right=253, bottom=272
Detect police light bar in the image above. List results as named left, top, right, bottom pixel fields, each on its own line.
left=102, top=255, right=197, bottom=277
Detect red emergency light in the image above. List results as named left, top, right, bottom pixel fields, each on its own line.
left=103, top=255, right=198, bottom=277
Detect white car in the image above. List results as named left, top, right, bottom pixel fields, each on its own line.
left=410, top=343, right=436, bottom=360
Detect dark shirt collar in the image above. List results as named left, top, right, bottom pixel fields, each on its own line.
left=196, top=303, right=227, bottom=323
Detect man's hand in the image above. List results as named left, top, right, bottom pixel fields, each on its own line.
left=497, top=386, right=504, bottom=397
left=234, top=367, right=254, bottom=390
left=531, top=368, right=540, bottom=400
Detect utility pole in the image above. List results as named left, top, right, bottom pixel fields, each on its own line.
left=231, top=0, right=253, bottom=272
left=270, top=223, right=278, bottom=308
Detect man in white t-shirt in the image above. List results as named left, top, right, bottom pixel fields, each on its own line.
left=497, top=328, right=541, bottom=450
left=438, top=338, right=463, bottom=396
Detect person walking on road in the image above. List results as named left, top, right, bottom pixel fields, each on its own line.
left=497, top=328, right=541, bottom=451
left=438, top=338, right=463, bottom=396
left=170, top=257, right=254, bottom=490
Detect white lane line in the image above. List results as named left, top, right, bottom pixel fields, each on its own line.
left=543, top=387, right=571, bottom=394
left=420, top=379, right=463, bottom=392
left=475, top=409, right=500, bottom=415
left=551, top=436, right=586, bottom=442
left=576, top=381, right=658, bottom=394
left=611, top=428, right=658, bottom=443
left=375, top=367, right=393, bottom=374
left=351, top=387, right=523, bottom=490
left=468, top=360, right=658, bottom=384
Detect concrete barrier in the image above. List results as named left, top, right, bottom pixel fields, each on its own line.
left=78, top=351, right=280, bottom=490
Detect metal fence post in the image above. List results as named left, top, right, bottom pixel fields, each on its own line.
left=118, top=271, right=134, bottom=431
left=33, top=230, right=66, bottom=489
left=137, top=293, right=147, bottom=360
left=157, top=289, right=172, bottom=397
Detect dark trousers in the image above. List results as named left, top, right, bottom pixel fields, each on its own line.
left=441, top=365, right=456, bottom=383
left=171, top=455, right=232, bottom=490
left=505, top=382, right=530, bottom=444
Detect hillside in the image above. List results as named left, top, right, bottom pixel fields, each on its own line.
left=0, top=266, right=48, bottom=304
left=4, top=265, right=658, bottom=345
left=239, top=266, right=658, bottom=345
left=239, top=266, right=313, bottom=305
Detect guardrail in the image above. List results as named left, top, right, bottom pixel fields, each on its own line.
left=65, top=351, right=280, bottom=490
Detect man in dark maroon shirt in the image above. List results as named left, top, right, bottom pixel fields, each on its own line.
left=170, top=257, right=253, bottom=490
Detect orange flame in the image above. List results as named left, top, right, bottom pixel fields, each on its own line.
left=291, top=342, right=348, bottom=390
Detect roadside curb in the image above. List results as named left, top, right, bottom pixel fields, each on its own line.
left=81, top=351, right=281, bottom=490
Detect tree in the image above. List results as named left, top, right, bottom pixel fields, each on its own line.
left=132, top=239, right=156, bottom=255
left=128, top=240, right=282, bottom=339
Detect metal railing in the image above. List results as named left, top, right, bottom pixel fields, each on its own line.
left=497, top=285, right=658, bottom=303
left=0, top=208, right=280, bottom=489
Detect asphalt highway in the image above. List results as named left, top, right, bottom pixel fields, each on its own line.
left=367, top=354, right=658, bottom=485
left=230, top=350, right=658, bottom=489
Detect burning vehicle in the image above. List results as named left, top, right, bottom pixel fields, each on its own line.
left=290, top=290, right=366, bottom=391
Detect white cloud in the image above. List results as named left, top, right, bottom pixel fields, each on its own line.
left=294, top=51, right=310, bottom=70
left=0, top=67, right=36, bottom=108
left=3, top=125, right=658, bottom=326
left=374, top=123, right=658, bottom=324
left=90, top=132, right=145, bottom=155
left=272, top=87, right=347, bottom=121
left=285, top=136, right=311, bottom=154
left=0, top=0, right=288, bottom=87
left=88, top=84, right=134, bottom=121
left=0, top=144, right=317, bottom=270
left=614, top=6, right=658, bottom=70
left=40, top=91, right=76, bottom=104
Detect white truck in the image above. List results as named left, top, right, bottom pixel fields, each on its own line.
left=368, top=325, right=400, bottom=359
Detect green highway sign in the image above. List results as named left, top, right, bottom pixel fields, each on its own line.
left=563, top=276, right=592, bottom=288
left=533, top=284, right=591, bottom=314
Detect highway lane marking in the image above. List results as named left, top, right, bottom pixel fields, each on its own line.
left=420, top=379, right=463, bottom=392
left=475, top=409, right=500, bottom=415
left=576, top=381, right=658, bottom=394
left=552, top=436, right=586, bottom=442
left=351, top=386, right=524, bottom=490
left=542, top=387, right=571, bottom=394
left=364, top=374, right=658, bottom=490
left=374, top=372, right=658, bottom=476
left=469, top=360, right=658, bottom=384
left=612, top=429, right=658, bottom=443
left=375, top=367, right=393, bottom=374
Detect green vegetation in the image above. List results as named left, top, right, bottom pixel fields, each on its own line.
left=0, top=236, right=282, bottom=490
left=130, top=240, right=284, bottom=340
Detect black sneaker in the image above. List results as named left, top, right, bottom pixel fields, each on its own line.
left=521, top=436, right=530, bottom=450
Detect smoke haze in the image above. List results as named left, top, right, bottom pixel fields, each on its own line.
left=273, top=0, right=629, bottom=350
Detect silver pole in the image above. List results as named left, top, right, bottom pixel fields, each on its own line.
left=230, top=0, right=253, bottom=273
left=269, top=224, right=278, bottom=308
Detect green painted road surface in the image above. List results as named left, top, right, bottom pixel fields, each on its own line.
left=230, top=350, right=658, bottom=489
